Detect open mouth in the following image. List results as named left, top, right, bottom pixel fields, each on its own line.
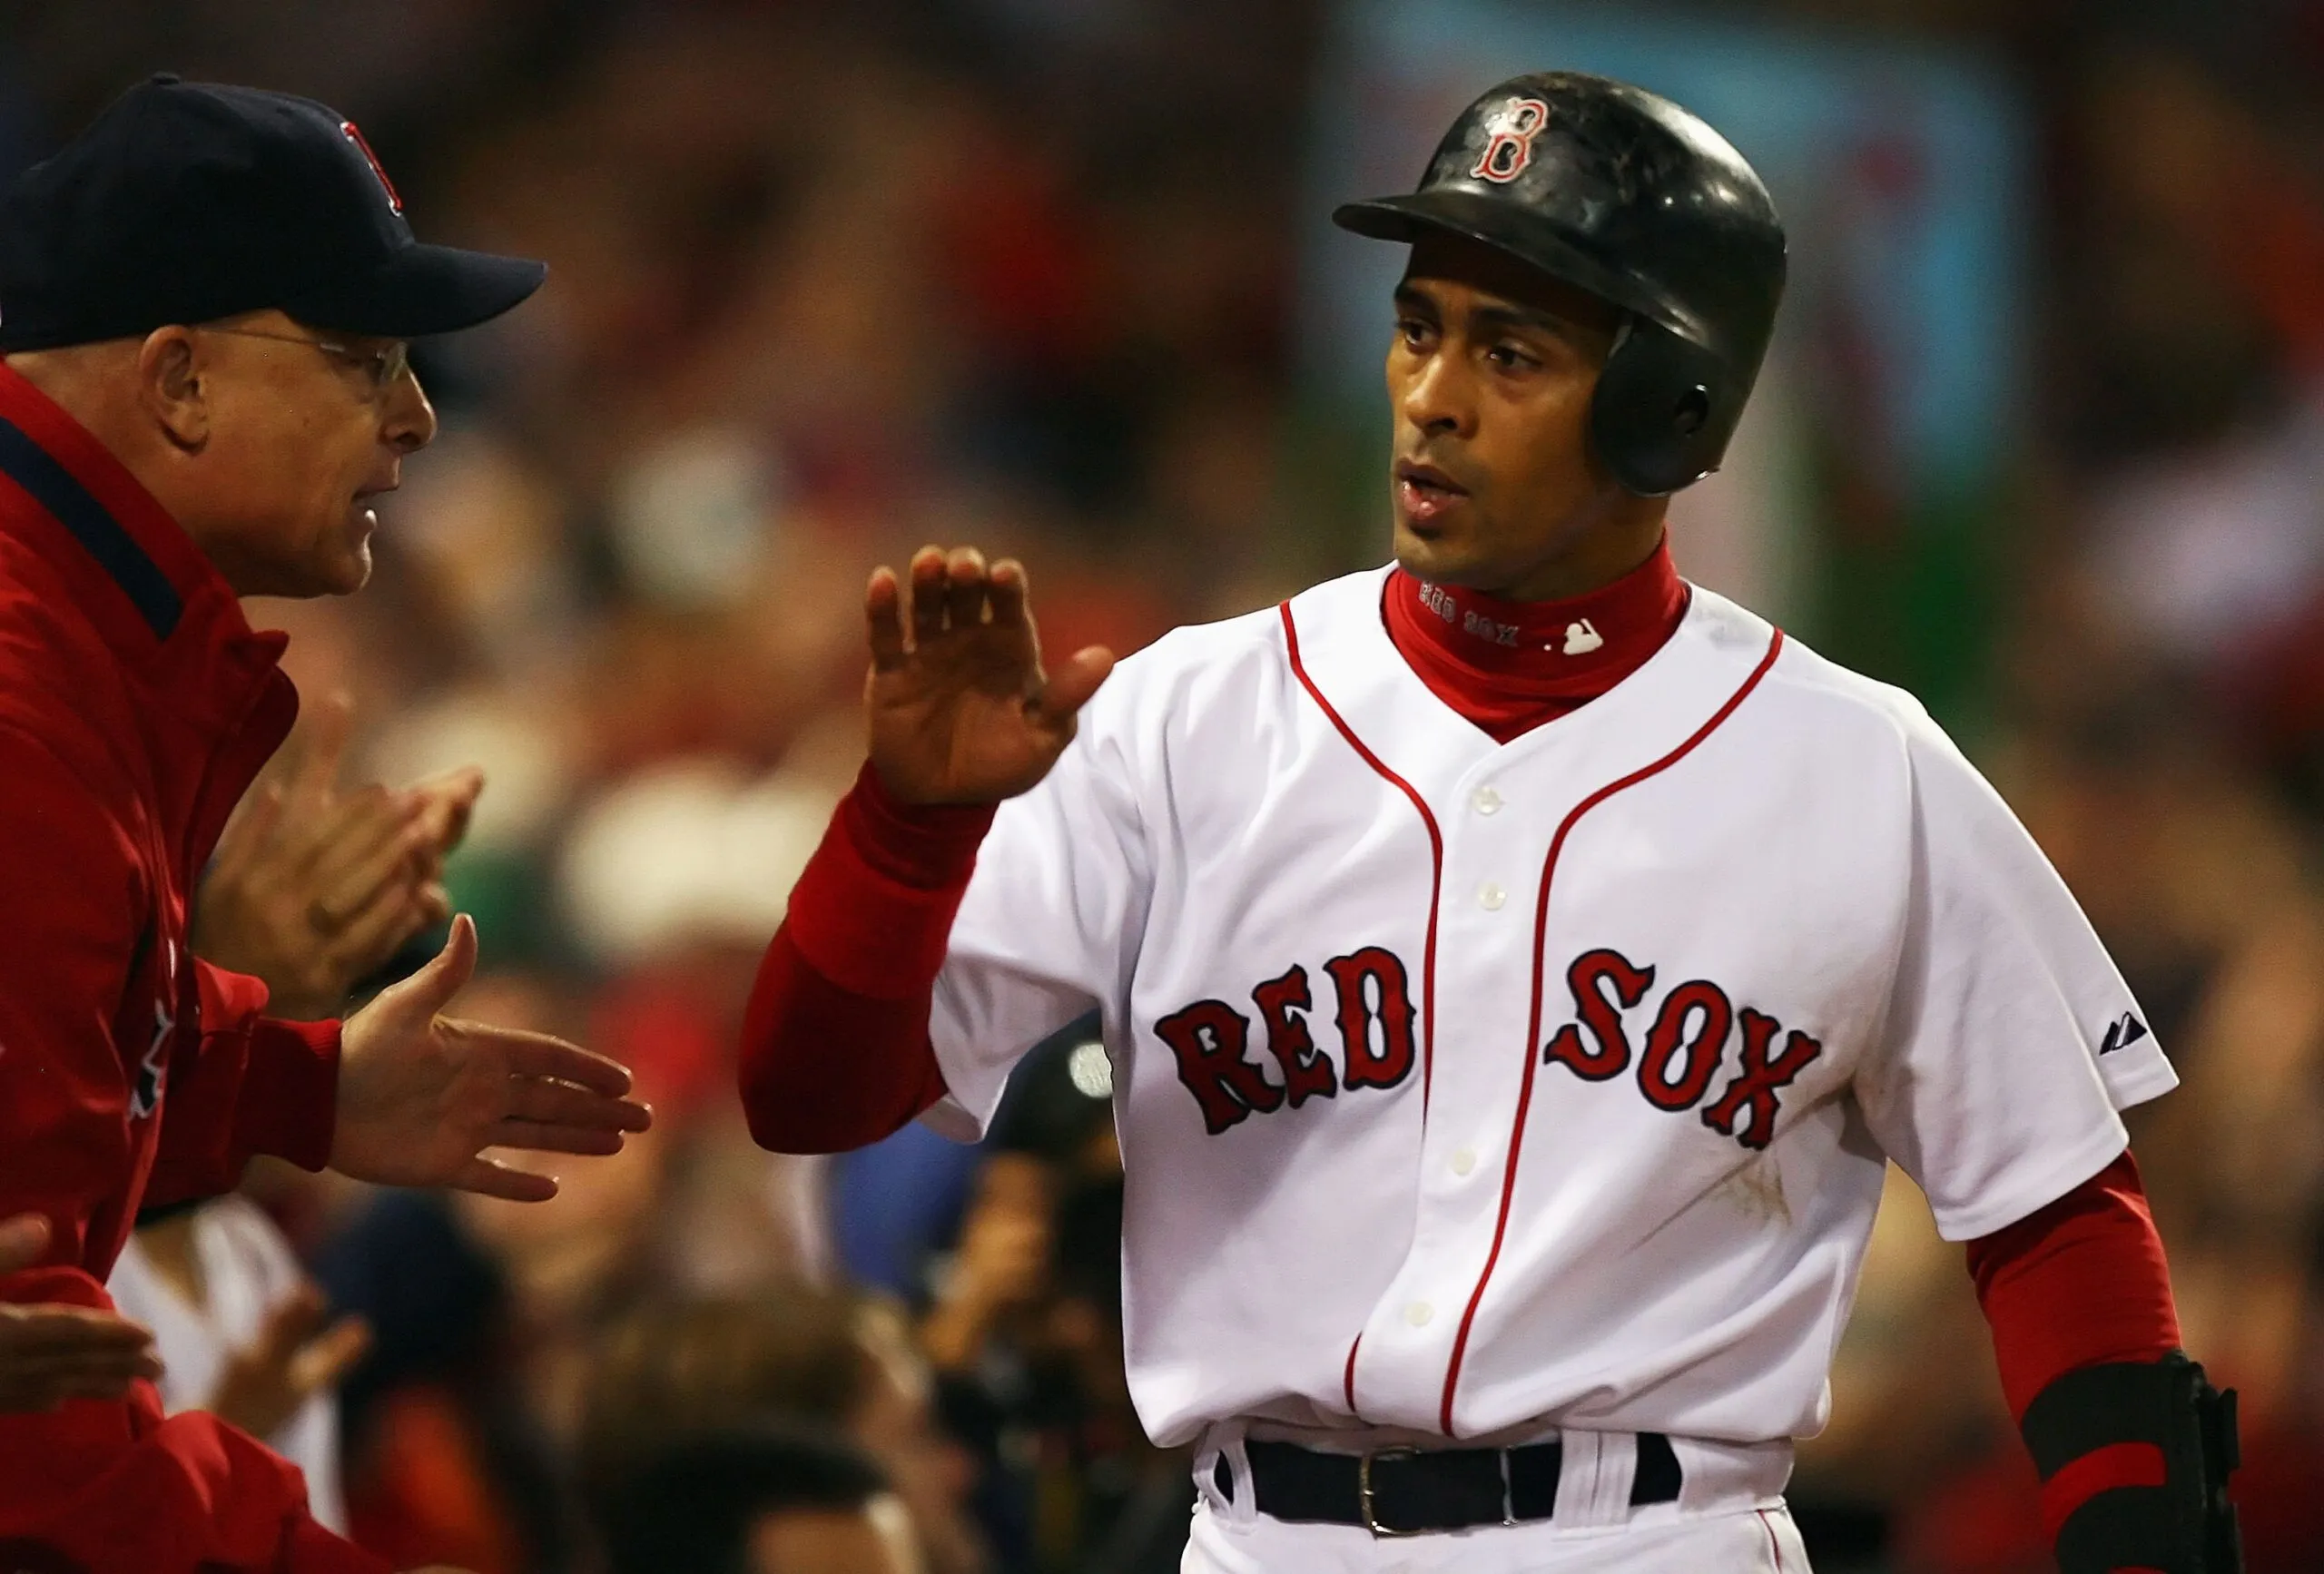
left=1395, top=459, right=1469, bottom=526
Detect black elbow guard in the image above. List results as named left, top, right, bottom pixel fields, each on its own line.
left=2020, top=1350, right=2242, bottom=1574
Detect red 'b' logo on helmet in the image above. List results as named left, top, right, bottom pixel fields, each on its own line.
left=1471, top=97, right=1551, bottom=184
left=340, top=120, right=404, bottom=215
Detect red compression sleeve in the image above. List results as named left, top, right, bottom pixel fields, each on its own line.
left=739, top=764, right=995, bottom=1153
left=1966, top=1150, right=2182, bottom=1422
left=1965, top=1149, right=2184, bottom=1543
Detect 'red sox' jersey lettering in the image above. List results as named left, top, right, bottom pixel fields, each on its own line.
left=1541, top=947, right=1824, bottom=1146
left=1157, top=949, right=1419, bottom=1133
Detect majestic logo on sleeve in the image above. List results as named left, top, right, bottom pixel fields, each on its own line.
left=2098, top=1011, right=2149, bottom=1056
left=1472, top=98, right=1551, bottom=183
left=1542, top=948, right=1823, bottom=1149
left=1156, top=948, right=1418, bottom=1135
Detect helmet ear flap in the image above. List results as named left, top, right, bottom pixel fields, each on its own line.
left=1588, top=319, right=1750, bottom=497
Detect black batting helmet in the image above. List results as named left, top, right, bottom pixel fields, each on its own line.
left=1335, top=72, right=1786, bottom=497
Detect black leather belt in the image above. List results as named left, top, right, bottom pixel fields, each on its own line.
left=1220, top=1432, right=1682, bottom=1537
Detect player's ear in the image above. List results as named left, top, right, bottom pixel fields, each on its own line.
left=135, top=325, right=210, bottom=452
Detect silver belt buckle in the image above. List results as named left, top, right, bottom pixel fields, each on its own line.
left=1357, top=1447, right=1420, bottom=1538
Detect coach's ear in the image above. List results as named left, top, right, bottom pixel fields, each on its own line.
left=135, top=325, right=211, bottom=452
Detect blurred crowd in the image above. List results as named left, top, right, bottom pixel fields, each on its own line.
left=10, top=0, right=2324, bottom=1569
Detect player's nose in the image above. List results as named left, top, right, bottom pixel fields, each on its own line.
left=1398, top=343, right=1474, bottom=439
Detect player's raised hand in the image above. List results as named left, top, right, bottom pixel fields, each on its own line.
left=330, top=915, right=654, bottom=1202
left=865, top=546, right=1116, bottom=805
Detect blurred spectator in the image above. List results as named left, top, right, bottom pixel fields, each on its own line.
left=108, top=1201, right=370, bottom=1534
left=597, top=1426, right=919, bottom=1574
left=926, top=1035, right=1188, bottom=1574
left=582, top=1284, right=989, bottom=1574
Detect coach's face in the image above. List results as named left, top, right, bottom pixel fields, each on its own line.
left=1386, top=233, right=1660, bottom=602
left=161, top=309, right=438, bottom=597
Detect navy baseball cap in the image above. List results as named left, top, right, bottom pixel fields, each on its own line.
left=0, top=74, right=547, bottom=352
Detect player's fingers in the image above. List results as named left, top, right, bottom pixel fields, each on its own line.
left=487, top=1119, right=628, bottom=1157
left=250, top=1284, right=330, bottom=1367
left=943, top=546, right=990, bottom=630
left=411, top=880, right=453, bottom=932
left=502, top=1073, right=650, bottom=1130
left=289, top=1315, right=371, bottom=1397
left=0, top=1306, right=157, bottom=1355
left=0, top=1213, right=51, bottom=1274
left=866, top=566, right=909, bottom=670
left=18, top=1341, right=166, bottom=1386
left=328, top=881, right=428, bottom=983
left=212, top=781, right=286, bottom=868
left=1029, top=645, right=1118, bottom=727
left=908, top=545, right=949, bottom=643
left=385, top=914, right=478, bottom=1018
left=312, top=822, right=428, bottom=936
left=287, top=691, right=355, bottom=812
left=407, top=767, right=485, bottom=856
left=987, top=559, right=1029, bottom=630
left=450, top=1156, right=559, bottom=1204
left=485, top=1028, right=642, bottom=1102
left=294, top=785, right=414, bottom=885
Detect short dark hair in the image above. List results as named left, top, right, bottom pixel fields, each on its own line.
left=597, top=1425, right=891, bottom=1574
left=577, top=1287, right=884, bottom=1493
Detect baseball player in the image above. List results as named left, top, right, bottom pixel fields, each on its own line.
left=740, top=74, right=2239, bottom=1572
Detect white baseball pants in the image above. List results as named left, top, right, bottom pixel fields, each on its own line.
left=1182, top=1500, right=1812, bottom=1572
left=1183, top=1422, right=1811, bottom=1571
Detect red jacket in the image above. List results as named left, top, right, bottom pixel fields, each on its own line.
left=0, top=361, right=388, bottom=1574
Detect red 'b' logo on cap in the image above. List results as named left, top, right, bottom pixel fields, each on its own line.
left=1471, top=97, right=1550, bottom=184
left=340, top=120, right=404, bottom=215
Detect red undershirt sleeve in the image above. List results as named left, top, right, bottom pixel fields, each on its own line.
left=738, top=763, right=996, bottom=1154
left=1965, top=1149, right=2184, bottom=1540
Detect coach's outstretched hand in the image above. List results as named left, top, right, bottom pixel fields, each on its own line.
left=331, top=915, right=653, bottom=1201
left=866, top=545, right=1116, bottom=806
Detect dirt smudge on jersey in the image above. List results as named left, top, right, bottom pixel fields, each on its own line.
left=1716, top=1153, right=1790, bottom=1226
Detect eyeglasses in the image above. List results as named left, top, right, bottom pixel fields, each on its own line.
left=201, top=326, right=411, bottom=396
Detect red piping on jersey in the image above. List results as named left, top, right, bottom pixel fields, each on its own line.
left=1279, top=601, right=1443, bottom=1115
left=1437, top=626, right=1787, bottom=1436
left=1758, top=1508, right=1787, bottom=1570
left=1343, top=1336, right=1364, bottom=1416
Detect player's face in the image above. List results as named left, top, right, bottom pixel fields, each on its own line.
left=1385, top=235, right=1662, bottom=601
left=190, top=310, right=437, bottom=598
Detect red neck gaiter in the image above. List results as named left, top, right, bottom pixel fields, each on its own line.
left=1382, top=541, right=1690, bottom=743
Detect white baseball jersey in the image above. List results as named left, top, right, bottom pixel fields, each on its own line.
left=922, top=565, right=2175, bottom=1450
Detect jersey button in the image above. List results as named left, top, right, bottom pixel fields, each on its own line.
left=1404, top=1301, right=1433, bottom=1327
left=1451, top=1147, right=1477, bottom=1176
left=1478, top=881, right=1506, bottom=910
left=1472, top=785, right=1502, bottom=815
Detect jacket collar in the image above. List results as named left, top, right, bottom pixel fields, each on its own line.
left=0, top=357, right=290, bottom=727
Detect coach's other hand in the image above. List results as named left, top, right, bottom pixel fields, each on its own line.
left=866, top=546, right=1116, bottom=806
left=331, top=915, right=653, bottom=1201
left=196, top=693, right=486, bottom=1019
left=0, top=1215, right=163, bottom=1411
